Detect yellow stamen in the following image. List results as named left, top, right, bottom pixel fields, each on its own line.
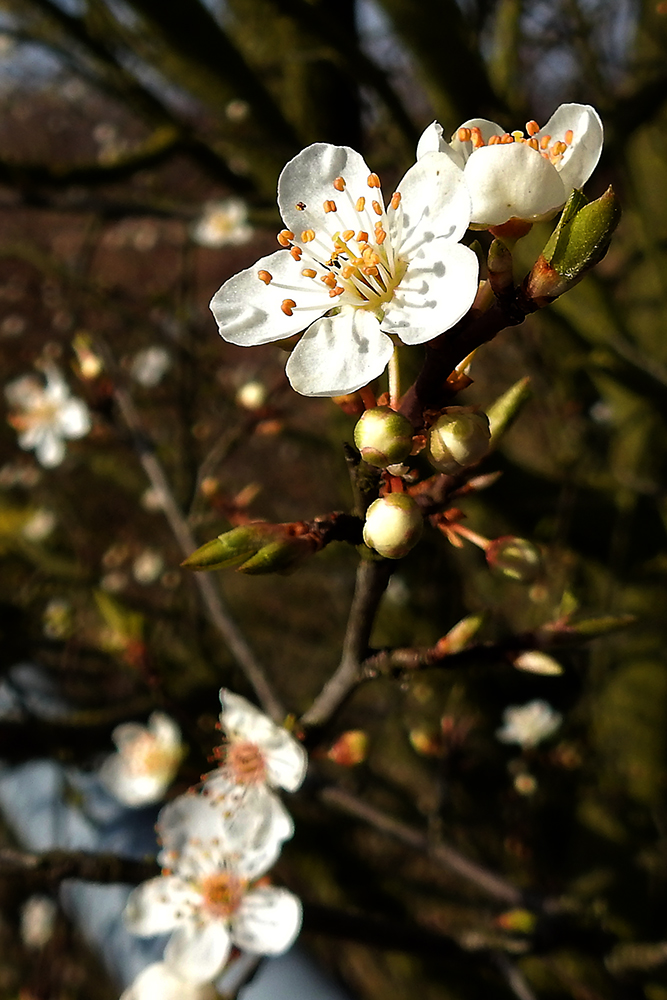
left=342, top=229, right=355, bottom=241
left=301, top=229, right=316, bottom=243
left=301, top=268, right=317, bottom=278
left=356, top=196, right=365, bottom=212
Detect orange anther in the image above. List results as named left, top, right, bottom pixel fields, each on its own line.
left=372, top=200, right=383, bottom=216
left=342, top=229, right=355, bottom=241
left=281, top=299, right=296, bottom=316
left=527, top=137, right=539, bottom=150
left=357, top=231, right=369, bottom=243
left=501, top=133, right=513, bottom=143
left=290, top=245, right=303, bottom=260
left=526, top=120, right=540, bottom=136
left=341, top=265, right=355, bottom=279
left=277, top=230, right=294, bottom=246
left=257, top=270, right=272, bottom=284
left=367, top=173, right=381, bottom=188
left=321, top=273, right=337, bottom=287
left=329, top=285, right=345, bottom=297
left=553, top=140, right=567, bottom=156
left=488, top=134, right=501, bottom=145
left=301, top=268, right=317, bottom=278
left=301, top=229, right=316, bottom=243
left=333, top=176, right=346, bottom=191
left=362, top=265, right=379, bottom=276
left=324, top=199, right=337, bottom=213
left=564, top=129, right=574, bottom=145
left=390, top=191, right=401, bottom=210
left=470, top=127, right=485, bottom=148
left=375, top=228, right=387, bottom=244
left=355, top=196, right=366, bottom=212
left=540, top=134, right=551, bottom=149
left=457, top=127, right=472, bottom=142
left=295, top=202, right=306, bottom=211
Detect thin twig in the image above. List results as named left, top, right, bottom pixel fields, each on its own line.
left=493, top=953, right=539, bottom=1000
left=111, top=380, right=286, bottom=723
left=300, top=558, right=392, bottom=727
left=320, top=785, right=535, bottom=907
left=0, top=847, right=158, bottom=887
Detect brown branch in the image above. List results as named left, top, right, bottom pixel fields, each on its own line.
left=300, top=558, right=392, bottom=728
left=0, top=847, right=158, bottom=888
left=320, top=785, right=537, bottom=908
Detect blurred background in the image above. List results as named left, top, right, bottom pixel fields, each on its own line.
left=0, top=0, right=666, bottom=997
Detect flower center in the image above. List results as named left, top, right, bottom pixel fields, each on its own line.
left=123, top=733, right=179, bottom=777
left=223, top=739, right=267, bottom=785
left=262, top=172, right=408, bottom=322
left=9, top=400, right=61, bottom=432
left=199, top=872, right=246, bottom=919
left=459, top=119, right=574, bottom=166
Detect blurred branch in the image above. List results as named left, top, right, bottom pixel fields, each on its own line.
left=320, top=784, right=535, bottom=907
left=0, top=847, right=159, bottom=887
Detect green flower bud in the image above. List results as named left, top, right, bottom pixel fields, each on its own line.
left=427, top=408, right=491, bottom=474
left=181, top=525, right=265, bottom=571
left=486, top=536, right=542, bottom=583
left=363, top=494, right=423, bottom=559
left=353, top=407, right=413, bottom=468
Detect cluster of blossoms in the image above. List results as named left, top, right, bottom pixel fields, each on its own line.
left=120, top=691, right=307, bottom=994
left=210, top=104, right=603, bottom=399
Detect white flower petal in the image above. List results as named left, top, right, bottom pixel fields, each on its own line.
left=165, top=919, right=232, bottom=984
left=120, top=962, right=218, bottom=1000
left=448, top=118, right=505, bottom=163
left=537, top=103, right=603, bottom=193
left=382, top=241, right=478, bottom=345
left=210, top=250, right=331, bottom=346
left=232, top=887, right=302, bottom=955
left=278, top=143, right=380, bottom=253
left=463, top=142, right=567, bottom=227
left=58, top=398, right=91, bottom=439
left=392, top=152, right=471, bottom=256
left=35, top=431, right=66, bottom=468
left=124, top=876, right=194, bottom=936
left=286, top=307, right=393, bottom=397
left=219, top=690, right=278, bottom=742
left=148, top=711, right=183, bottom=749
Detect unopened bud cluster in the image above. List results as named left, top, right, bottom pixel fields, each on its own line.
left=354, top=407, right=413, bottom=468
left=427, top=408, right=491, bottom=474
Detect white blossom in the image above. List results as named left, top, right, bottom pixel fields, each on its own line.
left=496, top=699, right=562, bottom=749
left=126, top=799, right=302, bottom=984
left=130, top=346, right=172, bottom=388
left=120, top=962, right=218, bottom=1000
left=192, top=198, right=253, bottom=248
left=5, top=365, right=91, bottom=468
left=20, top=895, right=57, bottom=949
left=100, top=711, right=185, bottom=807
left=417, top=104, right=603, bottom=228
left=210, top=142, right=478, bottom=397
left=21, top=507, right=57, bottom=542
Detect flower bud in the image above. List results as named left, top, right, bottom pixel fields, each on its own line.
left=363, top=494, right=423, bottom=559
left=427, top=408, right=490, bottom=474
left=353, top=407, right=413, bottom=468
left=486, top=536, right=542, bottom=583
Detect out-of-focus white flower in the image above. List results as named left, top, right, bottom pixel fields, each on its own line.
left=126, top=804, right=302, bottom=984
left=210, top=142, right=478, bottom=397
left=235, top=380, right=267, bottom=410
left=100, top=711, right=185, bottom=807
left=120, top=962, right=218, bottom=1000
left=496, top=700, right=562, bottom=749
left=43, top=597, right=73, bottom=639
left=5, top=365, right=91, bottom=468
left=192, top=199, right=253, bottom=249
left=132, top=548, right=164, bottom=585
left=22, top=507, right=57, bottom=542
left=417, top=104, right=603, bottom=228
left=20, top=894, right=57, bottom=949
left=513, top=650, right=563, bottom=676
left=130, top=346, right=172, bottom=388
left=205, top=690, right=307, bottom=798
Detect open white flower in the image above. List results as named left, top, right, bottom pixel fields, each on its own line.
left=192, top=198, right=253, bottom=249
left=157, top=788, right=293, bottom=877
left=120, top=962, right=218, bottom=1000
left=205, top=689, right=307, bottom=795
left=125, top=815, right=302, bottom=984
left=5, top=365, right=91, bottom=468
left=210, top=143, right=478, bottom=396
left=417, top=104, right=603, bottom=228
left=496, top=699, right=562, bottom=749
left=100, top=711, right=185, bottom=807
